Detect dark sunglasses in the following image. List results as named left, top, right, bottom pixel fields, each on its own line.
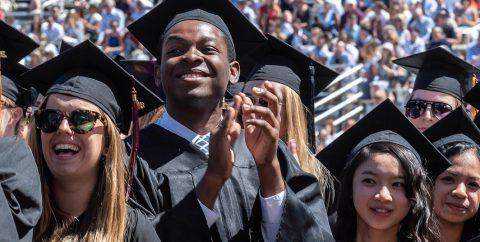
left=404, top=100, right=453, bottom=120
left=34, top=109, right=106, bottom=134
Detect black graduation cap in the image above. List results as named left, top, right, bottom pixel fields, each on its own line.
left=424, top=107, right=480, bottom=157
left=393, top=46, right=480, bottom=100
left=316, top=99, right=450, bottom=179
left=117, top=58, right=165, bottom=102
left=21, top=40, right=163, bottom=134
left=127, top=0, right=267, bottom=77
left=225, top=81, right=245, bottom=100
left=0, top=20, right=39, bottom=107
left=247, top=34, right=339, bottom=152
left=463, top=83, right=480, bottom=126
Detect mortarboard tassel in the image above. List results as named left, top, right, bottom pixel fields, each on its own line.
left=471, top=72, right=479, bottom=119
left=126, top=76, right=145, bottom=198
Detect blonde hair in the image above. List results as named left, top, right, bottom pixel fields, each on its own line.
left=283, top=87, right=333, bottom=195
left=0, top=95, right=30, bottom=136
left=30, top=97, right=127, bottom=242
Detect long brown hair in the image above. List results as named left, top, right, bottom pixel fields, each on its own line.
left=283, top=87, right=333, bottom=195
left=30, top=97, right=127, bottom=242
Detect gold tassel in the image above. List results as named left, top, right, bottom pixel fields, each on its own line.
left=471, top=73, right=478, bottom=118
left=131, top=88, right=145, bottom=110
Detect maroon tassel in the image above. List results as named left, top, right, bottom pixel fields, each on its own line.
left=126, top=76, right=144, bottom=198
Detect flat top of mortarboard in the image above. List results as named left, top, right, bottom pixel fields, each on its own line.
left=464, top=82, right=480, bottom=110
left=117, top=58, right=165, bottom=102
left=225, top=81, right=245, bottom=99
left=316, top=99, right=450, bottom=179
left=127, top=0, right=266, bottom=63
left=21, top=40, right=163, bottom=134
left=0, top=20, right=38, bottom=68
left=424, top=107, right=480, bottom=150
left=248, top=34, right=338, bottom=96
left=393, top=46, right=480, bottom=100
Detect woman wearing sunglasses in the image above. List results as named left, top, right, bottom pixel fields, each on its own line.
left=393, top=46, right=480, bottom=132
left=22, top=40, right=162, bottom=241
left=317, top=100, right=450, bottom=242
left=244, top=35, right=339, bottom=214
left=424, top=108, right=480, bottom=242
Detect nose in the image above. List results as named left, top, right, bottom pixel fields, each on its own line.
left=56, top=118, right=74, bottom=135
left=374, top=186, right=393, bottom=202
left=451, top=183, right=468, bottom=199
left=182, top=47, right=202, bottom=63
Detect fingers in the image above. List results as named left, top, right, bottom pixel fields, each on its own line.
left=245, top=118, right=278, bottom=138
left=251, top=81, right=281, bottom=118
left=242, top=103, right=279, bottom=129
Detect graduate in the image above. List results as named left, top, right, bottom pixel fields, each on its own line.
left=424, top=108, right=480, bottom=242
left=393, top=46, right=480, bottom=132
left=317, top=99, right=450, bottom=242
left=126, top=0, right=334, bottom=241
left=0, top=20, right=39, bottom=139
left=22, top=40, right=162, bottom=241
left=244, top=34, right=339, bottom=214
left=463, top=83, right=480, bottom=128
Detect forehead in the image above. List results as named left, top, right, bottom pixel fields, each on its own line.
left=411, top=89, right=458, bottom=106
left=448, top=150, right=480, bottom=178
left=163, top=20, right=227, bottom=45
left=45, top=93, right=101, bottom=113
left=355, top=153, right=405, bottom=178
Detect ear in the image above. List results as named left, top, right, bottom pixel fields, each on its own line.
left=229, top=61, right=240, bottom=85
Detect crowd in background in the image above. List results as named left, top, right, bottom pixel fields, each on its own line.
left=1, top=0, right=479, bottom=151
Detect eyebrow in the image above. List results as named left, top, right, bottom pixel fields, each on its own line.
left=164, top=35, right=219, bottom=44
left=444, top=171, right=480, bottom=180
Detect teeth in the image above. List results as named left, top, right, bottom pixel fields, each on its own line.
left=182, top=73, right=206, bottom=78
left=54, top=144, right=79, bottom=152
left=374, top=208, right=389, bottom=213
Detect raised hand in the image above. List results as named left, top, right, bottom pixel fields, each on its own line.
left=240, top=81, right=285, bottom=197
left=196, top=96, right=241, bottom=208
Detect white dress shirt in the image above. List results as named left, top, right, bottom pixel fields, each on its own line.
left=156, top=111, right=285, bottom=242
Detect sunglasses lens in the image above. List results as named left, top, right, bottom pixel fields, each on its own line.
left=431, top=103, right=452, bottom=117
left=37, top=110, right=64, bottom=133
left=70, top=110, right=97, bottom=134
left=405, top=101, right=423, bottom=119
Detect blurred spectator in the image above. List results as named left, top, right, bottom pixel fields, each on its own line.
left=454, top=0, right=479, bottom=27
left=64, top=10, right=85, bottom=45
left=314, top=0, right=339, bottom=33
left=259, top=0, right=282, bottom=33
left=286, top=19, right=309, bottom=49
left=342, top=13, right=360, bottom=42
left=85, top=3, right=103, bottom=42
left=389, top=0, right=412, bottom=23
left=467, top=32, right=480, bottom=67
left=427, top=26, right=451, bottom=49
left=340, top=0, right=365, bottom=29
left=408, top=7, right=435, bottom=41
left=434, top=8, right=458, bottom=44
left=327, top=40, right=355, bottom=67
left=101, top=20, right=124, bottom=57
left=370, top=42, right=406, bottom=83
left=392, top=14, right=410, bottom=46
left=41, top=16, right=65, bottom=46
left=238, top=0, right=258, bottom=26
left=362, top=0, right=390, bottom=25
left=308, top=32, right=332, bottom=64
left=342, top=118, right=356, bottom=131
left=293, top=0, right=310, bottom=25
left=100, top=0, right=126, bottom=34
left=278, top=10, right=294, bottom=40
left=403, top=26, right=426, bottom=55
left=131, top=1, right=150, bottom=21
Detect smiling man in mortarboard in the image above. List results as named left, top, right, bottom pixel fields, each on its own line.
left=126, top=0, right=335, bottom=241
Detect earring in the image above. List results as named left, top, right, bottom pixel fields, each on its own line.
left=100, top=155, right=106, bottom=166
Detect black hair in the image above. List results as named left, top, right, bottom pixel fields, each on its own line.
left=334, top=142, right=440, bottom=242
left=437, top=142, right=480, bottom=241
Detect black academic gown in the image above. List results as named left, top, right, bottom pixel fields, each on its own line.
left=0, top=137, right=42, bottom=242
left=61, top=207, right=160, bottom=242
left=127, top=124, right=334, bottom=242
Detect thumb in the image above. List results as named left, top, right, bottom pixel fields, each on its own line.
left=288, top=139, right=299, bottom=162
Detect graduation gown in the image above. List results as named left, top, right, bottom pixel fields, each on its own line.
left=58, top=207, right=160, bottom=242
left=127, top=124, right=334, bottom=241
left=0, top=137, right=42, bottom=242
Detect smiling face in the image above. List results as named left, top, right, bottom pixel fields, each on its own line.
left=434, top=149, right=480, bottom=224
left=160, top=20, right=239, bottom=109
left=408, top=89, right=459, bottom=132
left=353, top=153, right=411, bottom=231
left=41, top=94, right=106, bottom=181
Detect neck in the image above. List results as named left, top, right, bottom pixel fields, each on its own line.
left=52, top=170, right=99, bottom=217
left=166, top=100, right=223, bottom=135
left=355, top=218, right=399, bottom=242
left=439, top=218, right=464, bottom=242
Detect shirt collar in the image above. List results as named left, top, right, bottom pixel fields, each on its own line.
left=156, top=111, right=199, bottom=142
